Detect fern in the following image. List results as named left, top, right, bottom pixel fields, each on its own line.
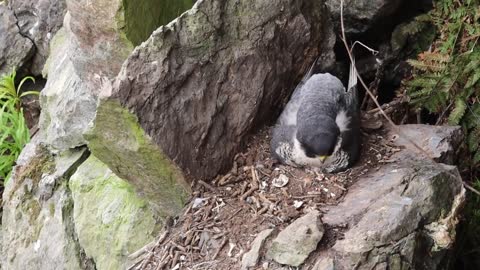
left=448, top=98, right=467, bottom=124
left=406, top=0, right=480, bottom=168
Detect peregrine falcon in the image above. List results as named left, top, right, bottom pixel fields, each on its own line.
left=270, top=60, right=360, bottom=173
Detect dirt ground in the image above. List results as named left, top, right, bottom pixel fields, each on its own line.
left=130, top=116, right=400, bottom=270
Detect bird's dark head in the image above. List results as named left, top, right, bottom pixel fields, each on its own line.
left=297, top=122, right=339, bottom=162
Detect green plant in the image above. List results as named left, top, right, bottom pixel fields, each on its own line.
left=406, top=0, right=480, bottom=166
left=0, top=70, right=38, bottom=184
left=0, top=101, right=30, bottom=182
left=0, top=69, right=38, bottom=111
left=405, top=1, right=480, bottom=268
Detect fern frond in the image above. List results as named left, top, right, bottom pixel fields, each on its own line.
left=448, top=98, right=467, bottom=124
left=407, top=59, right=447, bottom=72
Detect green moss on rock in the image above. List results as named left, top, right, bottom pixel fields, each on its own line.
left=85, top=99, right=189, bottom=219
left=121, top=0, right=195, bottom=46
left=69, top=155, right=161, bottom=269
left=7, top=145, right=54, bottom=200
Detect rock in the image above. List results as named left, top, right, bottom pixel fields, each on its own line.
left=321, top=124, right=466, bottom=270
left=39, top=0, right=195, bottom=150
left=389, top=124, right=462, bottom=165
left=0, top=3, right=34, bottom=74
left=85, top=99, right=190, bottom=217
left=39, top=18, right=96, bottom=149
left=92, top=0, right=335, bottom=185
left=241, top=229, right=274, bottom=270
left=267, top=210, right=324, bottom=267
left=69, top=155, right=161, bottom=270
left=1, top=143, right=92, bottom=269
left=7, top=0, right=67, bottom=75
left=326, top=0, right=403, bottom=34
left=312, top=257, right=335, bottom=270
left=67, top=0, right=194, bottom=80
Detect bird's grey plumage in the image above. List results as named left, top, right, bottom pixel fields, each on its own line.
left=271, top=59, right=360, bottom=173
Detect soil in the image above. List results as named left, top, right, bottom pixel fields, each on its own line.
left=130, top=116, right=398, bottom=270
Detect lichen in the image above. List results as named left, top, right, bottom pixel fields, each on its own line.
left=8, top=145, right=55, bottom=200
left=85, top=99, right=190, bottom=218
left=69, top=155, right=161, bottom=269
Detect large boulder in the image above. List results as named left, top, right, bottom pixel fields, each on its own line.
left=39, top=16, right=96, bottom=149
left=1, top=143, right=163, bottom=269
left=39, top=0, right=196, bottom=150
left=7, top=0, right=67, bottom=75
left=89, top=0, right=336, bottom=188
left=0, top=2, right=34, bottom=75
left=316, top=125, right=466, bottom=269
left=1, top=142, right=92, bottom=269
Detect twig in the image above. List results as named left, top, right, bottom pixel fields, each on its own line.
left=464, top=182, right=480, bottom=196
left=339, top=0, right=480, bottom=196
left=241, top=167, right=259, bottom=200
left=212, top=237, right=228, bottom=260
left=129, top=230, right=169, bottom=270
left=198, top=180, right=216, bottom=192
left=351, top=41, right=379, bottom=55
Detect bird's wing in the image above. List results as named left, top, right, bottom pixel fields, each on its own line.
left=278, top=58, right=318, bottom=126
left=291, top=57, right=318, bottom=100
left=345, top=59, right=358, bottom=111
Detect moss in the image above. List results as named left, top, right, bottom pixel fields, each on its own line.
left=20, top=199, right=44, bottom=246
left=86, top=99, right=189, bottom=218
left=8, top=145, right=54, bottom=200
left=121, top=0, right=195, bottom=46
left=69, top=155, right=160, bottom=269
left=49, top=202, right=55, bottom=217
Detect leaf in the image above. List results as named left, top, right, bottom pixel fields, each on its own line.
left=473, top=151, right=480, bottom=165
left=19, top=90, right=39, bottom=98
left=468, top=131, right=479, bottom=152
left=448, top=98, right=467, bottom=124
left=17, top=76, right=35, bottom=95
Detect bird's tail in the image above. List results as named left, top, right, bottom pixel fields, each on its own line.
left=346, top=58, right=358, bottom=109
left=347, top=58, right=357, bottom=91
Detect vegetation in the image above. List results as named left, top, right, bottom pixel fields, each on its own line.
left=406, top=0, right=480, bottom=165
left=405, top=0, right=480, bottom=268
left=0, top=70, right=38, bottom=184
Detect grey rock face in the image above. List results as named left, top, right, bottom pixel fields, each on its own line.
left=326, top=0, right=403, bottom=34
left=7, top=0, right=67, bottom=75
left=389, top=124, right=463, bottom=165
left=267, top=210, right=324, bottom=267
left=106, top=0, right=335, bottom=180
left=0, top=3, right=34, bottom=74
left=320, top=126, right=465, bottom=270
left=39, top=0, right=135, bottom=150
left=66, top=0, right=133, bottom=81
left=39, top=16, right=97, bottom=149
left=242, top=229, right=274, bottom=270
left=1, top=143, right=91, bottom=270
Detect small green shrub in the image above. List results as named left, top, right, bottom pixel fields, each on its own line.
left=0, top=70, right=39, bottom=184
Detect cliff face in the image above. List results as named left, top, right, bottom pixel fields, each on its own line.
left=0, top=0, right=466, bottom=269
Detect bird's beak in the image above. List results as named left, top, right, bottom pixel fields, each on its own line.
left=318, top=156, right=328, bottom=163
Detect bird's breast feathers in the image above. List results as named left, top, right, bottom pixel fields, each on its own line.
left=335, top=110, right=351, bottom=132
